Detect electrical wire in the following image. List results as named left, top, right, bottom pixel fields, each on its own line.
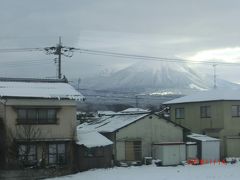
left=74, top=48, right=240, bottom=66
left=0, top=48, right=44, bottom=53
left=1, top=46, right=240, bottom=66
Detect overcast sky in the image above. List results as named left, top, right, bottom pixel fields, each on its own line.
left=1, top=0, right=240, bottom=83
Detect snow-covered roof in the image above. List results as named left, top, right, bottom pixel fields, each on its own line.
left=78, top=113, right=149, bottom=133
left=76, top=130, right=113, bottom=148
left=0, top=80, right=84, bottom=101
left=120, top=108, right=150, bottom=113
left=187, top=133, right=219, bottom=142
left=186, top=142, right=197, bottom=145
left=164, top=89, right=240, bottom=104
left=97, top=111, right=116, bottom=115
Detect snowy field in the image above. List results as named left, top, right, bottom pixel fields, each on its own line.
left=47, top=163, right=240, bottom=180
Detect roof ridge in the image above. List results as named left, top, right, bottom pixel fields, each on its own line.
left=0, top=77, right=68, bottom=83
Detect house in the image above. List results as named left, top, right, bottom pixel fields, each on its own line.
left=0, top=77, right=84, bottom=169
left=75, top=129, right=113, bottom=171
left=78, top=109, right=188, bottom=164
left=164, top=89, right=240, bottom=158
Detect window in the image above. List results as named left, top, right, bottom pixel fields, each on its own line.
left=232, top=105, right=240, bottom=117
left=200, top=106, right=211, bottom=118
left=47, top=109, right=57, bottom=123
left=17, top=108, right=58, bottom=124
left=28, top=109, right=38, bottom=122
left=175, top=108, right=185, bottom=119
left=18, top=144, right=37, bottom=166
left=48, top=143, right=66, bottom=165
left=18, top=109, right=27, bottom=120
left=84, top=147, right=104, bottom=157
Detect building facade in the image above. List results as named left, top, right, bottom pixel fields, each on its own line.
left=0, top=78, right=83, bottom=169
left=165, top=90, right=240, bottom=158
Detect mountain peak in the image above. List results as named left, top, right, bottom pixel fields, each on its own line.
left=81, top=61, right=240, bottom=95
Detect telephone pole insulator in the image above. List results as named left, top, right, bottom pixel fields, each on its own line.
left=44, top=37, right=74, bottom=79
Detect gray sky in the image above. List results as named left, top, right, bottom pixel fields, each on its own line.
left=1, top=0, right=240, bottom=82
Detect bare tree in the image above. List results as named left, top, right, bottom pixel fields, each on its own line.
left=15, top=125, right=42, bottom=167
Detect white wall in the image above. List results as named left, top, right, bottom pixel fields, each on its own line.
left=153, top=144, right=186, bottom=166
left=186, top=144, right=198, bottom=159
left=202, top=141, right=220, bottom=161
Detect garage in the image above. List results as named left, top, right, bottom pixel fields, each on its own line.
left=226, top=136, right=240, bottom=157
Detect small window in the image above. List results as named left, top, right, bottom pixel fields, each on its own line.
left=17, top=109, right=27, bottom=123
left=48, top=143, right=66, bottom=165
left=48, top=109, right=57, bottom=123
left=200, top=106, right=211, bottom=118
left=84, top=147, right=104, bottom=157
left=232, top=105, right=240, bottom=117
left=38, top=109, right=48, bottom=121
left=28, top=109, right=37, bottom=121
left=175, top=108, right=185, bottom=119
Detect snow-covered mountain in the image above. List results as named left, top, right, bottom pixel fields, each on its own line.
left=80, top=61, right=240, bottom=95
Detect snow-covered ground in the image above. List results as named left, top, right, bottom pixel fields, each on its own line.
left=47, top=163, right=240, bottom=180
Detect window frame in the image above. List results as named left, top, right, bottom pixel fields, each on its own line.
left=18, top=143, right=37, bottom=166
left=125, top=140, right=142, bottom=161
left=16, top=107, right=59, bottom=124
left=175, top=108, right=185, bottom=119
left=200, top=106, right=211, bottom=118
left=232, top=105, right=240, bottom=117
left=48, top=142, right=67, bottom=165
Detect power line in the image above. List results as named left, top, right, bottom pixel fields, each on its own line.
left=74, top=48, right=240, bottom=66
left=0, top=48, right=44, bottom=53
left=1, top=46, right=240, bottom=66
left=1, top=44, right=240, bottom=81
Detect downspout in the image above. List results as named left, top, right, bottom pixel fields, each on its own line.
left=114, top=132, right=117, bottom=164
left=0, top=98, right=8, bottom=167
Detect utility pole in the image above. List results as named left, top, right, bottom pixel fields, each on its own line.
left=57, top=37, right=62, bottom=79
left=44, top=37, right=74, bottom=79
left=77, top=78, right=81, bottom=91
left=213, top=64, right=217, bottom=89
left=135, top=95, right=139, bottom=108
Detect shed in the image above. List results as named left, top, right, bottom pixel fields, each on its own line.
left=152, top=142, right=186, bottom=166
left=187, top=133, right=220, bottom=162
left=76, top=130, right=113, bottom=171
left=186, top=142, right=198, bottom=160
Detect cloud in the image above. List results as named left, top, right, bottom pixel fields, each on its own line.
left=186, top=47, right=240, bottom=63
left=1, top=0, right=240, bottom=82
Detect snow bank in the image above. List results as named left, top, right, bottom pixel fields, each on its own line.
left=46, top=163, right=240, bottom=180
